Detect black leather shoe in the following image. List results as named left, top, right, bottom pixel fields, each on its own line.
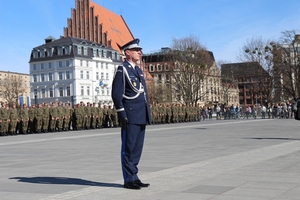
left=124, top=182, right=141, bottom=190
left=135, top=180, right=150, bottom=187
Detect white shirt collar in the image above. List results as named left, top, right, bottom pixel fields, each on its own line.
left=126, top=60, right=136, bottom=68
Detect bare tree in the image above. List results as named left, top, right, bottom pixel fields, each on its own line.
left=148, top=83, right=171, bottom=104
left=1, top=73, right=27, bottom=105
left=167, top=35, right=214, bottom=105
left=272, top=30, right=300, bottom=101
left=236, top=37, right=274, bottom=104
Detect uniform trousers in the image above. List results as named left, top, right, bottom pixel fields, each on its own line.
left=121, top=123, right=145, bottom=183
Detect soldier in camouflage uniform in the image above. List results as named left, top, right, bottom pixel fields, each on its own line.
left=42, top=103, right=50, bottom=133
left=171, top=103, right=177, bottom=123
left=35, top=103, right=44, bottom=133
left=8, top=103, right=18, bottom=135
left=63, top=102, right=71, bottom=131
left=19, top=104, right=29, bottom=134
left=74, top=104, right=82, bottom=130
left=160, top=104, right=166, bottom=124
left=49, top=102, right=58, bottom=132
left=83, top=102, right=91, bottom=129
left=0, top=102, right=8, bottom=136
left=28, top=104, right=36, bottom=133
left=91, top=103, right=98, bottom=129
left=97, top=102, right=103, bottom=128
left=165, top=104, right=172, bottom=124
left=111, top=105, right=118, bottom=127
left=56, top=102, right=64, bottom=132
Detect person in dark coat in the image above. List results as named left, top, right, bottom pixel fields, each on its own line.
left=111, top=38, right=152, bottom=190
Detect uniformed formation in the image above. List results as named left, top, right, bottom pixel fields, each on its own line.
left=1, top=100, right=298, bottom=137
left=0, top=101, right=118, bottom=136
left=150, top=103, right=204, bottom=124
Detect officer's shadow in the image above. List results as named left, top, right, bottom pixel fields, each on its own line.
left=9, top=176, right=123, bottom=188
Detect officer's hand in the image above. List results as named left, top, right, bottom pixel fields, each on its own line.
left=121, top=117, right=128, bottom=130
left=117, top=110, right=126, bottom=119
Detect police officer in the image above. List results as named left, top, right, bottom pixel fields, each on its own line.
left=112, top=38, right=152, bottom=190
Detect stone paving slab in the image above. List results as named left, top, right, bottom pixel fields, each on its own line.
left=0, top=118, right=299, bottom=199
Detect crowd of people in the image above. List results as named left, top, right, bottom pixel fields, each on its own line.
left=0, top=100, right=298, bottom=137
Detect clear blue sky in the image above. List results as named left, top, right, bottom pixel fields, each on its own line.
left=0, top=0, right=299, bottom=74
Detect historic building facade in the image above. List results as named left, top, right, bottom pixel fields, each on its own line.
left=0, top=71, right=30, bottom=105
left=29, top=0, right=137, bottom=106
left=221, top=62, right=271, bottom=106
left=29, top=36, right=122, bottom=106
left=142, top=48, right=238, bottom=106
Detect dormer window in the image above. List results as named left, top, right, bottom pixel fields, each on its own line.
left=165, top=63, right=169, bottom=71
left=157, top=64, right=162, bottom=71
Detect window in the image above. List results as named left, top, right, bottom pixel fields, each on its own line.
left=66, top=60, right=70, bottom=67
left=59, top=72, right=63, bottom=80
left=83, top=47, right=87, bottom=55
left=87, top=86, right=90, bottom=96
left=59, top=61, right=62, bottom=68
left=96, top=62, right=99, bottom=68
left=101, top=72, right=104, bottom=79
left=150, top=65, right=154, bottom=72
left=59, top=87, right=63, bottom=97
left=165, top=64, right=169, bottom=71
left=80, top=71, right=84, bottom=79
left=65, top=46, right=70, bottom=55
left=106, top=73, right=108, bottom=80
left=66, top=71, right=70, bottom=79
left=105, top=64, right=108, bottom=69
left=42, top=89, right=46, bottom=98
left=41, top=63, right=44, bottom=70
left=101, top=63, right=104, bottom=69
left=49, top=88, right=53, bottom=97
left=78, top=46, right=82, bottom=54
left=34, top=89, right=37, bottom=96
left=81, top=86, right=84, bottom=96
left=48, top=62, right=52, bottom=69
left=80, top=60, right=83, bottom=67
left=41, top=73, right=45, bottom=82
left=157, top=64, right=162, bottom=71
left=96, top=72, right=99, bottom=80
left=33, top=64, right=36, bottom=70
left=86, top=71, right=90, bottom=79
left=93, top=49, right=97, bottom=57
left=86, top=61, right=89, bottom=67
left=49, top=73, right=53, bottom=81
left=67, top=86, right=70, bottom=96
left=102, top=89, right=104, bottom=95
left=33, top=74, right=37, bottom=82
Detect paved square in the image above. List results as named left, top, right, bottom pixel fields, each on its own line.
left=0, top=118, right=299, bottom=199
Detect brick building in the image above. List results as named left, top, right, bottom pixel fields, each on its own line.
left=221, top=62, right=271, bottom=106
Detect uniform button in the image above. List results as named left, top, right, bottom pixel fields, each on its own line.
left=130, top=108, right=132, bottom=110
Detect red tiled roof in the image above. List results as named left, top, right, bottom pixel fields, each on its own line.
left=90, top=1, right=134, bottom=52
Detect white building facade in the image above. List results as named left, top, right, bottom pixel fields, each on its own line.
left=29, top=36, right=122, bottom=106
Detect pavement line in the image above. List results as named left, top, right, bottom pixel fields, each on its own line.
left=39, top=139, right=300, bottom=200
left=0, top=119, right=265, bottom=147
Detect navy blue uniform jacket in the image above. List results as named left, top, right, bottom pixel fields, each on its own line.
left=111, top=61, right=152, bottom=125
